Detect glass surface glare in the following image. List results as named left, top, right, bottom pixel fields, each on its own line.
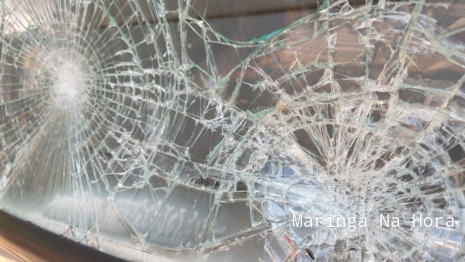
left=1, top=0, right=465, bottom=261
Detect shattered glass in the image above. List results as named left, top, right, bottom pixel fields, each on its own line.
left=1, top=0, right=465, bottom=261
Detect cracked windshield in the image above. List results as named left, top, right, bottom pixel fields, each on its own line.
left=0, top=0, right=465, bottom=261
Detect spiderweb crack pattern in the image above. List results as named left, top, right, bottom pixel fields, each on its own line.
left=1, top=0, right=465, bottom=261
